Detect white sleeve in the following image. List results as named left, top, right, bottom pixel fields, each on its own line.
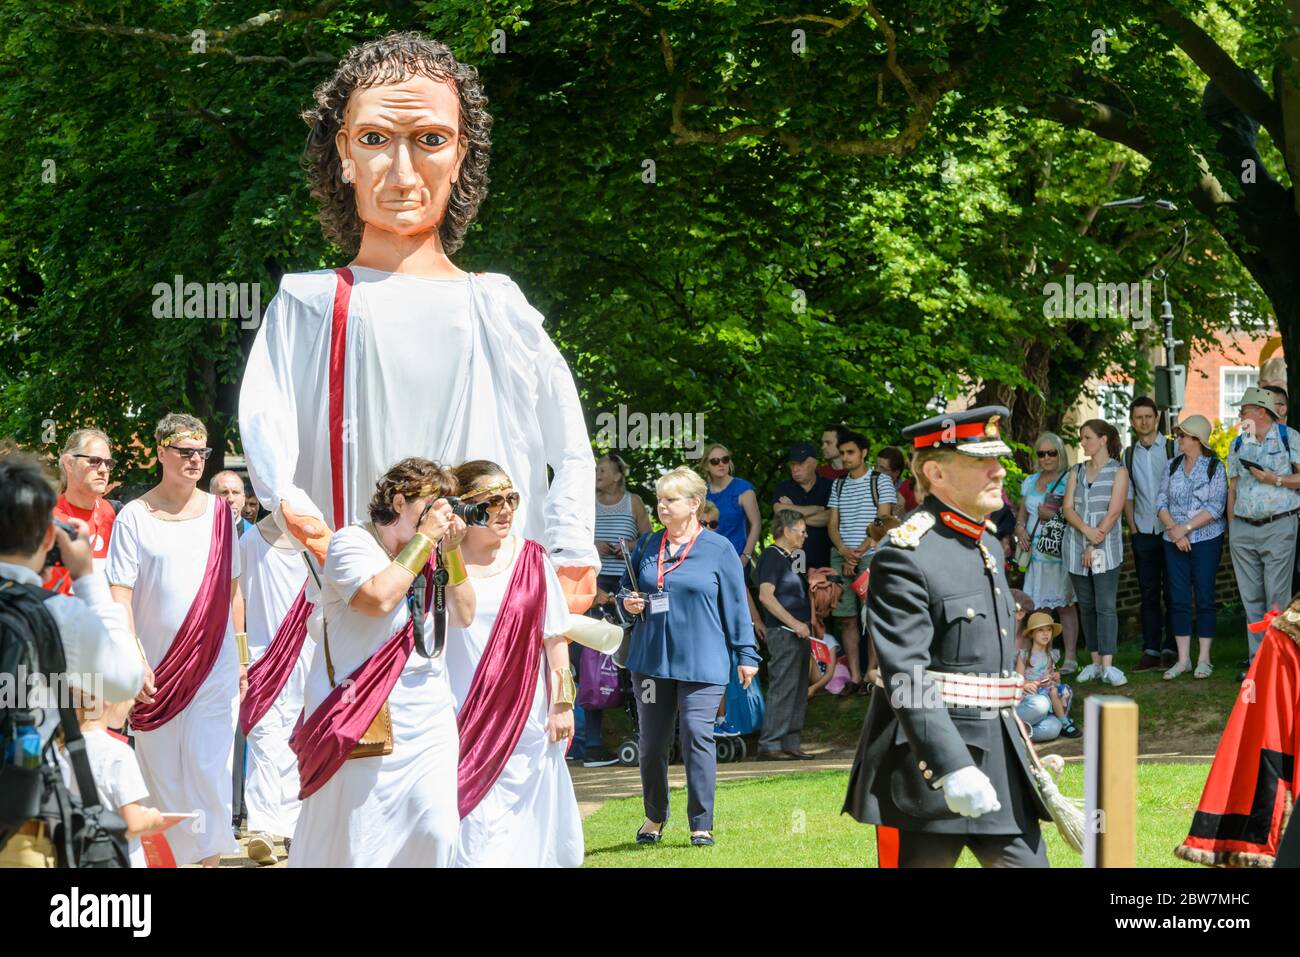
left=104, top=508, right=139, bottom=589
left=540, top=553, right=573, bottom=639
left=105, top=741, right=151, bottom=809
left=48, top=575, right=145, bottom=703
left=238, top=283, right=324, bottom=526
left=324, top=528, right=383, bottom=608
left=506, top=282, right=599, bottom=572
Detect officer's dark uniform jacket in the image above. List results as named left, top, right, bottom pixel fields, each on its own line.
left=842, top=495, right=1050, bottom=834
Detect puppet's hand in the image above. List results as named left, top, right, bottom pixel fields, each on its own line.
left=278, top=499, right=332, bottom=565
left=555, top=565, right=597, bottom=614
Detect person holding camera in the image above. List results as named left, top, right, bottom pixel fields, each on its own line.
left=1061, top=419, right=1130, bottom=687
left=106, top=413, right=247, bottom=867
left=290, top=457, right=473, bottom=867
left=621, top=467, right=760, bottom=848
left=0, top=451, right=144, bottom=868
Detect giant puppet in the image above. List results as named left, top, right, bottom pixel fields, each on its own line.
left=239, top=33, right=598, bottom=609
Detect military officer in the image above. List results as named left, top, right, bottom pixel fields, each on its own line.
left=842, top=406, right=1051, bottom=867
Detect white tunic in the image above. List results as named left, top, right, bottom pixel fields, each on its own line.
left=105, top=493, right=240, bottom=865
left=289, top=525, right=458, bottom=868
left=238, top=267, right=599, bottom=572
left=445, top=536, right=584, bottom=868
left=59, top=729, right=151, bottom=867
left=238, top=524, right=312, bottom=839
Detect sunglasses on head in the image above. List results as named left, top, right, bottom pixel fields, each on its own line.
left=708, top=455, right=731, bottom=466
left=71, top=453, right=116, bottom=471
left=169, top=446, right=212, bottom=461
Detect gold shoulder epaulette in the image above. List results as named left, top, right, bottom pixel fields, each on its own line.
left=887, top=510, right=936, bottom=549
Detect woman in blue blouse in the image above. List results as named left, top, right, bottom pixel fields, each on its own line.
left=1155, top=415, right=1229, bottom=680
left=621, top=467, right=760, bottom=847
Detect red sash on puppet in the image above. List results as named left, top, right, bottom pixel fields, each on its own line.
left=129, top=502, right=234, bottom=732
left=1176, top=605, right=1300, bottom=867
left=238, top=583, right=311, bottom=735
left=289, top=562, right=434, bottom=801
left=456, top=539, right=547, bottom=819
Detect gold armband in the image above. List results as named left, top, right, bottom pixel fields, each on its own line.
left=551, top=666, right=577, bottom=708
left=133, top=634, right=148, bottom=666
left=441, top=546, right=468, bottom=587
left=394, top=533, right=434, bottom=576
left=234, top=632, right=250, bottom=667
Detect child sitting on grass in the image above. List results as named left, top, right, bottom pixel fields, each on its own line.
left=1015, top=612, right=1080, bottom=741
left=60, top=696, right=169, bottom=867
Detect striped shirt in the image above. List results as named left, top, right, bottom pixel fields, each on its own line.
left=595, top=491, right=640, bottom=578
left=1063, top=460, right=1123, bottom=576
left=828, top=469, right=897, bottom=549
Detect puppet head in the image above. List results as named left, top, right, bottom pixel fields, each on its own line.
left=302, top=32, right=493, bottom=255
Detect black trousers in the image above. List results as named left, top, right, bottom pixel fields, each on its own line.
left=896, top=821, right=1049, bottom=868
left=1130, top=531, right=1174, bottom=655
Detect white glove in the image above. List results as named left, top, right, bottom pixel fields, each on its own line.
left=939, top=765, right=1001, bottom=818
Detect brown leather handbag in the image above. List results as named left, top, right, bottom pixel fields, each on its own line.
left=322, top=619, right=393, bottom=759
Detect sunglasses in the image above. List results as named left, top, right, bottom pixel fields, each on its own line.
left=470, top=491, right=521, bottom=514
left=169, top=446, right=213, bottom=461
left=708, top=455, right=731, bottom=466
left=704, top=519, right=719, bottom=529
left=1036, top=450, right=1059, bottom=458
left=71, top=453, right=116, bottom=471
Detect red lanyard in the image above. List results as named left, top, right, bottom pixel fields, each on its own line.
left=657, top=527, right=702, bottom=591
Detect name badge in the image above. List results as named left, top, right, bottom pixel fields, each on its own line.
left=649, top=592, right=670, bottom=614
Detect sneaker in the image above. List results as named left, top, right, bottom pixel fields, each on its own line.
left=1133, top=653, right=1163, bottom=673
left=582, top=747, right=620, bottom=768
left=1059, top=659, right=1079, bottom=675
left=1060, top=718, right=1081, bottom=738
left=714, top=721, right=741, bottom=737
left=1075, top=663, right=1100, bottom=682
left=1163, top=660, right=1191, bottom=680
left=247, top=832, right=278, bottom=866
left=1193, top=661, right=1214, bottom=680
left=1101, top=666, right=1127, bottom=686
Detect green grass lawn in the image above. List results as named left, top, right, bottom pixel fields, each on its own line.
left=582, top=763, right=1210, bottom=867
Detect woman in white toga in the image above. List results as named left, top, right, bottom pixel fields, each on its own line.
left=446, top=460, right=584, bottom=868
left=290, top=457, right=473, bottom=867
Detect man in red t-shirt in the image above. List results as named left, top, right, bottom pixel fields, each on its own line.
left=43, top=428, right=118, bottom=594
left=817, top=424, right=850, bottom=480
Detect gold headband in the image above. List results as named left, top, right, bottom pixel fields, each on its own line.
left=461, top=479, right=514, bottom=500
left=159, top=429, right=207, bottom=448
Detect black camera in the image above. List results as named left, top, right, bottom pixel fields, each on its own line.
left=443, top=496, right=491, bottom=527
left=43, top=519, right=79, bottom=570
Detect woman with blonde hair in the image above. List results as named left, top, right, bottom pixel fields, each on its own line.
left=621, top=467, right=759, bottom=847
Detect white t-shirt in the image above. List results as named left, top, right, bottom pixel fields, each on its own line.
left=105, top=493, right=241, bottom=671
left=59, top=729, right=151, bottom=867
left=304, top=524, right=453, bottom=721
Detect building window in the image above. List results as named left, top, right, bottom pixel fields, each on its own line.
left=1221, top=367, right=1258, bottom=424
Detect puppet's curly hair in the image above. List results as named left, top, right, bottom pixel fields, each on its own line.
left=301, top=32, right=493, bottom=255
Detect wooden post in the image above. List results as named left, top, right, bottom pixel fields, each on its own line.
left=1083, top=695, right=1139, bottom=867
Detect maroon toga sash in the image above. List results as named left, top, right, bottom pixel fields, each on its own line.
left=289, top=563, right=435, bottom=801
left=457, top=539, right=548, bottom=819
left=129, top=500, right=235, bottom=732
left=238, top=582, right=311, bottom=735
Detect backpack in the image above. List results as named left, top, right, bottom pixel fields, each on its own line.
left=1231, top=423, right=1297, bottom=474
left=1123, top=437, right=1177, bottom=494
left=0, top=578, right=129, bottom=868
left=1168, top=453, right=1220, bottom=480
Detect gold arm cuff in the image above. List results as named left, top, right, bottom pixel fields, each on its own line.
left=394, top=533, right=435, bottom=576
left=133, top=634, right=148, bottom=666
left=442, top=546, right=468, bottom=586
left=551, top=666, right=577, bottom=707
left=234, top=632, right=250, bottom=667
